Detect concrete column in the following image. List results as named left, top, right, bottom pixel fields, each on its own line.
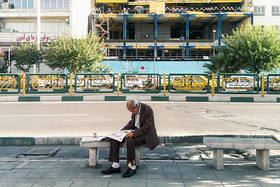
left=218, top=15, right=222, bottom=46
left=185, top=15, right=190, bottom=59
left=213, top=148, right=224, bottom=170
left=256, top=149, right=270, bottom=171
left=123, top=15, right=127, bottom=59
left=89, top=148, right=98, bottom=166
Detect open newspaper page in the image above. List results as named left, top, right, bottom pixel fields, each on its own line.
left=106, top=130, right=131, bottom=142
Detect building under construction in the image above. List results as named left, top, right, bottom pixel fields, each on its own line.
left=91, top=0, right=253, bottom=62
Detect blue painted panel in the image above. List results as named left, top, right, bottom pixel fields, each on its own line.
left=104, top=60, right=210, bottom=74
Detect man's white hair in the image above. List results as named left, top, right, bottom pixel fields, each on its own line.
left=127, top=99, right=139, bottom=109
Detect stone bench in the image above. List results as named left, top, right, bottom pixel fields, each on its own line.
left=79, top=137, right=146, bottom=167
left=203, top=137, right=280, bottom=171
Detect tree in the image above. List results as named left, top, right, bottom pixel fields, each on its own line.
left=45, top=32, right=110, bottom=73
left=205, top=25, right=280, bottom=74
left=0, top=59, right=8, bottom=73
left=12, top=42, right=42, bottom=73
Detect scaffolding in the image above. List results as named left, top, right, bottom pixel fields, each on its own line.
left=95, top=16, right=110, bottom=39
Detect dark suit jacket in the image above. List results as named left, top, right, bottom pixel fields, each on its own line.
left=122, top=102, right=159, bottom=150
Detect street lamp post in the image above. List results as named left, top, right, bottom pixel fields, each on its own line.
left=36, top=0, right=41, bottom=73
left=213, top=29, right=216, bottom=56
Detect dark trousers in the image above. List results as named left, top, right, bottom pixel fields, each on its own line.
left=109, top=136, right=145, bottom=166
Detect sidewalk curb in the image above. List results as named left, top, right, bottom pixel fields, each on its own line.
left=0, top=95, right=279, bottom=103
left=0, top=134, right=278, bottom=146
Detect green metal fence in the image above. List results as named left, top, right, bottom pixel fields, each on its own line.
left=75, top=73, right=115, bottom=93
left=267, top=74, right=280, bottom=94
left=217, top=73, right=259, bottom=94
left=168, top=74, right=210, bottom=93
left=0, top=74, right=20, bottom=94
left=27, top=74, right=68, bottom=93
left=2, top=73, right=280, bottom=96
left=121, top=73, right=161, bottom=93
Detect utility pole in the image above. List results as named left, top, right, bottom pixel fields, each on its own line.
left=36, top=0, right=41, bottom=73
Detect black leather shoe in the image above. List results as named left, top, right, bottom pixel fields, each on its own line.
left=122, top=168, right=137, bottom=178
left=101, top=166, right=121, bottom=174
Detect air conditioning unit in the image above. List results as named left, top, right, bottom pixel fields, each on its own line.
left=143, top=34, right=149, bottom=38
left=2, top=2, right=9, bottom=9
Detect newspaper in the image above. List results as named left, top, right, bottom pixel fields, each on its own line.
left=106, top=130, right=131, bottom=142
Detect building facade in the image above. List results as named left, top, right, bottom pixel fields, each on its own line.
left=91, top=0, right=253, bottom=61
left=0, top=0, right=255, bottom=73
left=252, top=0, right=280, bottom=29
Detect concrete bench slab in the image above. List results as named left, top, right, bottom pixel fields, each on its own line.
left=203, top=137, right=280, bottom=171
left=80, top=136, right=147, bottom=167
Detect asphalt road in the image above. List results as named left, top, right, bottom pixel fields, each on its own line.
left=0, top=102, right=279, bottom=138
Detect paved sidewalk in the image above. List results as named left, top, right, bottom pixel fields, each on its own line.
left=0, top=92, right=279, bottom=103
left=0, top=145, right=280, bottom=187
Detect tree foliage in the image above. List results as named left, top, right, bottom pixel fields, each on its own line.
left=45, top=32, right=110, bottom=73
left=205, top=25, right=280, bottom=74
left=12, top=42, right=42, bottom=73
left=0, top=59, right=8, bottom=73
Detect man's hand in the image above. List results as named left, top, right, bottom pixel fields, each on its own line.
left=125, top=132, right=133, bottom=138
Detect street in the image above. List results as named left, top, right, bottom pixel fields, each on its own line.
left=0, top=102, right=279, bottom=138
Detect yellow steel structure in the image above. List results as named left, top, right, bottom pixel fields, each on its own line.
left=117, top=73, right=120, bottom=96
left=129, top=0, right=242, bottom=5
left=212, top=73, right=215, bottom=96
left=163, top=73, right=166, bottom=96
left=261, top=74, right=264, bottom=97
left=29, top=75, right=65, bottom=90
left=22, top=73, right=26, bottom=96
left=96, top=0, right=127, bottom=3
left=0, top=75, right=17, bottom=90
left=70, top=73, right=73, bottom=96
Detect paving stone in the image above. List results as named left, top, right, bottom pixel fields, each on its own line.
left=32, top=180, right=73, bottom=187
left=37, top=161, right=57, bottom=169
left=147, top=181, right=184, bottom=187
left=42, top=172, right=63, bottom=179
left=109, top=181, right=146, bottom=187
left=0, top=181, right=36, bottom=187
left=76, top=173, right=95, bottom=179
left=0, top=162, right=22, bottom=169
left=25, top=171, right=46, bottom=179
left=184, top=181, right=224, bottom=187
left=70, top=181, right=109, bottom=187
left=59, top=172, right=79, bottom=179
left=222, top=181, right=262, bottom=187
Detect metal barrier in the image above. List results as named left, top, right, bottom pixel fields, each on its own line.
left=168, top=74, right=210, bottom=93
left=121, top=73, right=161, bottom=93
left=75, top=73, right=115, bottom=93
left=27, top=74, right=68, bottom=93
left=217, top=73, right=259, bottom=94
left=0, top=74, right=20, bottom=94
left=267, top=74, right=280, bottom=94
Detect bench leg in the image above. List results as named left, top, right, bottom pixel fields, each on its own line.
left=89, top=148, right=98, bottom=167
left=256, top=149, right=269, bottom=171
left=213, top=148, right=224, bottom=170
left=135, top=147, right=140, bottom=168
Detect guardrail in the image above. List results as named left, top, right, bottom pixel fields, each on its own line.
left=75, top=73, right=115, bottom=93
left=27, top=74, right=68, bottom=93
left=121, top=73, right=161, bottom=93
left=217, top=73, right=259, bottom=94
left=0, top=74, right=20, bottom=94
left=0, top=73, right=279, bottom=96
left=267, top=74, right=280, bottom=94
left=168, top=74, right=210, bottom=93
